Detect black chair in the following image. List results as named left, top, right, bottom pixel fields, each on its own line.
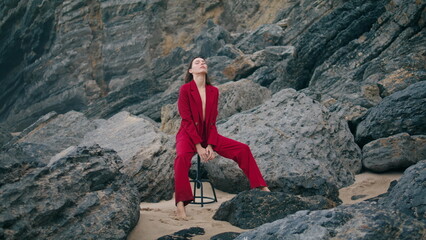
left=189, top=155, right=218, bottom=207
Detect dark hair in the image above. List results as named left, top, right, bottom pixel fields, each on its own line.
left=184, top=57, right=211, bottom=85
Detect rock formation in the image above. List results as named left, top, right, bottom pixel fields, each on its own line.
left=205, top=88, right=361, bottom=197
left=213, top=190, right=338, bottom=229
left=362, top=133, right=426, bottom=172
left=0, top=145, right=140, bottom=239
left=234, top=161, right=426, bottom=239
left=80, top=111, right=176, bottom=202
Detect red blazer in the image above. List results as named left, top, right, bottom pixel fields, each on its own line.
left=176, top=80, right=220, bottom=147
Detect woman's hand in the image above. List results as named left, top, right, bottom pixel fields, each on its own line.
left=195, top=144, right=216, bottom=162
left=205, top=145, right=216, bottom=162
left=195, top=144, right=208, bottom=162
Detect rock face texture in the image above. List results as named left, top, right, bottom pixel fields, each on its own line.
left=0, top=0, right=286, bottom=131
left=205, top=88, right=361, bottom=196
left=0, top=111, right=97, bottom=167
left=0, top=145, right=140, bottom=240
left=362, top=133, right=426, bottom=172
left=80, top=111, right=175, bottom=202
left=300, top=0, right=425, bottom=120
left=233, top=160, right=426, bottom=239
left=235, top=201, right=426, bottom=240
left=356, top=81, right=426, bottom=146
left=213, top=190, right=338, bottom=229
left=379, top=160, right=426, bottom=223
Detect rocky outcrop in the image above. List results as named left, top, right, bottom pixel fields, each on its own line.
left=234, top=160, right=426, bottom=239
left=356, top=81, right=426, bottom=146
left=213, top=190, right=338, bottom=229
left=235, top=201, right=426, bottom=240
left=301, top=0, right=425, bottom=121
left=379, top=160, right=426, bottom=223
left=0, top=0, right=287, bottom=132
left=160, top=79, right=271, bottom=134
left=205, top=88, right=361, bottom=197
left=362, top=133, right=426, bottom=172
left=81, top=111, right=175, bottom=202
left=0, top=145, right=140, bottom=240
left=0, top=111, right=96, bottom=167
left=0, top=126, right=12, bottom=148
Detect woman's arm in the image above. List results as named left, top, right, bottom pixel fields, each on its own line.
left=178, top=86, right=203, bottom=145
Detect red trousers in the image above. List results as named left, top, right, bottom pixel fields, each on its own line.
left=174, top=134, right=267, bottom=206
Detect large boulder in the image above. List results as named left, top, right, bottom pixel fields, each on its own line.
left=0, top=145, right=140, bottom=240
left=362, top=133, right=426, bottom=172
left=213, top=190, right=338, bottom=229
left=206, top=88, right=361, bottom=198
left=81, top=111, right=175, bottom=202
left=235, top=201, right=426, bottom=240
left=356, top=81, right=426, bottom=146
left=0, top=111, right=96, bottom=167
left=379, top=160, right=426, bottom=223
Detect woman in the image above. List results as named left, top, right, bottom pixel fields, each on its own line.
left=174, top=57, right=270, bottom=219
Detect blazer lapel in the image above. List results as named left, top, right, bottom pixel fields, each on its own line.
left=205, top=85, right=214, bottom=123
left=190, top=80, right=203, bottom=122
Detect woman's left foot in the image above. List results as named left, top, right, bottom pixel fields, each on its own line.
left=259, top=186, right=271, bottom=192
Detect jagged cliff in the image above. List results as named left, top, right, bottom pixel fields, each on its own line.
left=2, top=0, right=423, bottom=133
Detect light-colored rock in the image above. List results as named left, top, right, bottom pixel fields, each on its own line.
left=206, top=88, right=361, bottom=197
left=81, top=111, right=174, bottom=202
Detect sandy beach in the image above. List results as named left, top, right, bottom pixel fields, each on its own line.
left=127, top=171, right=402, bottom=240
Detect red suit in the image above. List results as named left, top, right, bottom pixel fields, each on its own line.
left=174, top=80, right=267, bottom=205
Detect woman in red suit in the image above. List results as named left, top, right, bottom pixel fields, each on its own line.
left=174, top=57, right=270, bottom=219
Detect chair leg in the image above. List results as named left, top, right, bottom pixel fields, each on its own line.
left=190, top=154, right=217, bottom=207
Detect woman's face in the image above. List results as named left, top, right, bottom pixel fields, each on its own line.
left=189, top=58, right=208, bottom=75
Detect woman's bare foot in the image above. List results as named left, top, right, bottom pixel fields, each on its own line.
left=176, top=201, right=188, bottom=220
left=260, top=186, right=271, bottom=192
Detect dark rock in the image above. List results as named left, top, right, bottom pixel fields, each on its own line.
left=362, top=133, right=426, bottom=172
left=0, top=111, right=96, bottom=167
left=303, top=0, right=425, bottom=120
left=282, top=0, right=388, bottom=91
left=81, top=111, right=175, bottom=202
left=379, top=160, right=426, bottom=223
left=0, top=145, right=140, bottom=240
left=157, top=227, right=205, bottom=240
left=236, top=24, right=284, bottom=54
left=248, top=46, right=296, bottom=90
left=213, top=190, right=338, bottom=229
left=0, top=126, right=12, bottom=147
left=356, top=81, right=426, bottom=146
left=210, top=232, right=241, bottom=240
left=236, top=201, right=426, bottom=240
left=206, top=88, right=361, bottom=197
left=191, top=20, right=233, bottom=58
left=351, top=194, right=368, bottom=201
